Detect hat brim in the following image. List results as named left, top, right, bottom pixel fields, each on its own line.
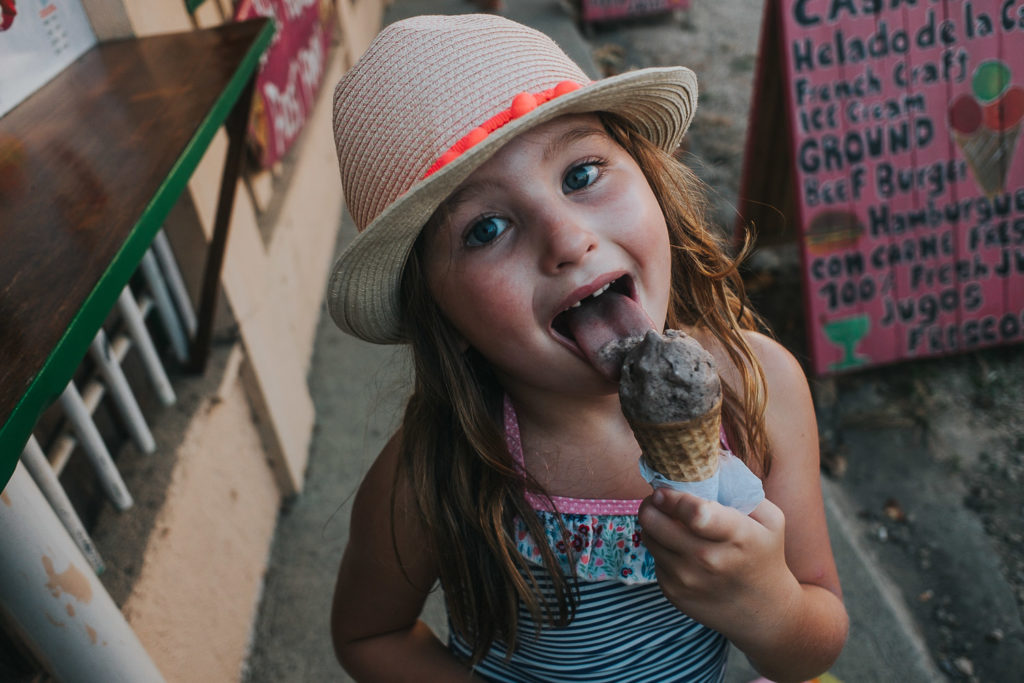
left=328, top=66, right=698, bottom=344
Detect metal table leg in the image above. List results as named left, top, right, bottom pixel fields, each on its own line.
left=0, top=462, right=164, bottom=682
left=20, top=436, right=105, bottom=573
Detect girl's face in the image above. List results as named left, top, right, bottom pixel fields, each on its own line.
left=422, top=113, right=671, bottom=398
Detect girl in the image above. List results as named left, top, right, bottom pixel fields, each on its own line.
left=328, top=14, right=847, bottom=683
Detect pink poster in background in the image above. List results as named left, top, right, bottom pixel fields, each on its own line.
left=235, top=0, right=332, bottom=168
left=779, top=0, right=1024, bottom=375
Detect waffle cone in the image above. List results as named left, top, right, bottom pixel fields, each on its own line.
left=628, top=399, right=722, bottom=482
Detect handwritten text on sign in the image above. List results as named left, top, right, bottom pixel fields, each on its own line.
left=782, top=0, right=1024, bottom=374
left=236, top=0, right=331, bottom=168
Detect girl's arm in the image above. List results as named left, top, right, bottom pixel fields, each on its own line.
left=639, top=332, right=848, bottom=683
left=331, top=433, right=478, bottom=681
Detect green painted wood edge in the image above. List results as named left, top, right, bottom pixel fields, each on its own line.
left=0, top=20, right=273, bottom=487
left=186, top=0, right=206, bottom=13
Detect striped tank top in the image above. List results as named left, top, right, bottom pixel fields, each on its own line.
left=447, top=398, right=729, bottom=682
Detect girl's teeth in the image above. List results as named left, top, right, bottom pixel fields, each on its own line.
left=565, top=282, right=610, bottom=311
left=565, top=280, right=615, bottom=311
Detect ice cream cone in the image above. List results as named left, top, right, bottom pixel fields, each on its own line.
left=628, top=397, right=722, bottom=482
left=954, top=124, right=1020, bottom=196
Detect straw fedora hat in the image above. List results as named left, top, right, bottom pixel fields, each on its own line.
left=329, top=14, right=698, bottom=343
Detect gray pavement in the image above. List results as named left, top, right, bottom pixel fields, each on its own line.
left=245, top=2, right=945, bottom=681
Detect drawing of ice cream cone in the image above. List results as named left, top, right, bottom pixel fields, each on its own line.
left=949, top=61, right=1024, bottom=197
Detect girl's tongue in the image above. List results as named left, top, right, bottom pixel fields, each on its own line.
left=560, top=290, right=655, bottom=381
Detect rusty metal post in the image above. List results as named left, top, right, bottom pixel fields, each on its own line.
left=0, top=462, right=164, bottom=682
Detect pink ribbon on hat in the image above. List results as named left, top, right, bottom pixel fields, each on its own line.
left=422, top=80, right=584, bottom=178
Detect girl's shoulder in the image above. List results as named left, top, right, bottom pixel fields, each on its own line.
left=742, top=330, right=807, bottom=391
left=690, top=327, right=806, bottom=396
left=693, top=328, right=815, bottom=478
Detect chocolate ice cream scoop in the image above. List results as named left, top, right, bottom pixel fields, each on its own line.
left=615, top=330, right=723, bottom=482
left=619, top=330, right=721, bottom=423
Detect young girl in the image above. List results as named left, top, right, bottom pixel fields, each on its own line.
left=328, top=14, right=848, bottom=682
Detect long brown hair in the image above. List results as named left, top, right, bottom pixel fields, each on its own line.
left=601, top=113, right=770, bottom=470
left=394, top=112, right=769, bottom=663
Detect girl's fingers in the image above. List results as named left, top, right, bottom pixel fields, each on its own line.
left=747, top=497, right=785, bottom=534
left=647, top=488, right=745, bottom=542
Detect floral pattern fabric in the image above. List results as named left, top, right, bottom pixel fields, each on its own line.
left=515, top=510, right=658, bottom=583
left=504, top=395, right=661, bottom=583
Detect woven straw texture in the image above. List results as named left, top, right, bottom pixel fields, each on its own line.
left=629, top=399, right=722, bottom=482
left=327, top=14, right=697, bottom=343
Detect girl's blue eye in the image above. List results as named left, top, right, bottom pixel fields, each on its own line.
left=563, top=163, right=599, bottom=192
left=466, top=215, right=509, bottom=246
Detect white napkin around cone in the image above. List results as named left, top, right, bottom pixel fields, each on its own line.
left=638, top=450, right=765, bottom=515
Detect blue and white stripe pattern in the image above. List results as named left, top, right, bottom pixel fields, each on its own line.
left=449, top=566, right=728, bottom=682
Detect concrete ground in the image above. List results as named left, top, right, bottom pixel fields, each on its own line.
left=244, top=2, right=952, bottom=681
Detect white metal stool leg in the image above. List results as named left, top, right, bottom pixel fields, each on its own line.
left=20, top=436, right=105, bottom=573
left=0, top=462, right=164, bottom=682
left=139, top=250, right=189, bottom=365
left=51, top=331, right=139, bottom=476
left=90, top=328, right=156, bottom=454
left=152, top=230, right=197, bottom=337
left=58, top=383, right=134, bottom=512
left=117, top=288, right=176, bottom=406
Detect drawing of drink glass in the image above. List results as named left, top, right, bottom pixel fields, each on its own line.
left=823, top=314, right=870, bottom=371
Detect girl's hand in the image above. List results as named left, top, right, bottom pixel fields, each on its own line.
left=637, top=488, right=802, bottom=640
left=654, top=332, right=848, bottom=681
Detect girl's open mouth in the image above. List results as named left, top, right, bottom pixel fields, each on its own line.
left=551, top=275, right=654, bottom=379
left=552, top=275, right=632, bottom=342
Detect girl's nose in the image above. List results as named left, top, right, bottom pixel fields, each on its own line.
left=539, top=214, right=598, bottom=273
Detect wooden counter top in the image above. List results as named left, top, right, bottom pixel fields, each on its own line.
left=0, top=18, right=273, bottom=485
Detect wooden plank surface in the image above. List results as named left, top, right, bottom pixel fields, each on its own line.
left=0, top=18, right=272, bottom=485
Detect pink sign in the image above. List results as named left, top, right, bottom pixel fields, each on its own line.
left=235, top=0, right=332, bottom=168
left=769, top=0, right=1024, bottom=374
left=579, top=0, right=689, bottom=23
